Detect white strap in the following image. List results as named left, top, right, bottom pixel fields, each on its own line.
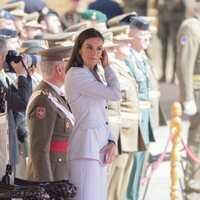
left=48, top=93, right=74, bottom=126
left=26, top=90, right=75, bottom=126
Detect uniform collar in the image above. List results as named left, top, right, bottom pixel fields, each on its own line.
left=43, top=80, right=64, bottom=96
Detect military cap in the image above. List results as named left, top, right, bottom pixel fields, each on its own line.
left=120, top=16, right=150, bottom=30
left=20, top=39, right=49, bottom=54
left=24, top=12, right=43, bottom=28
left=1, top=1, right=27, bottom=17
left=107, top=12, right=137, bottom=27
left=81, top=9, right=107, bottom=22
left=39, top=46, right=73, bottom=62
left=42, top=32, right=75, bottom=47
left=103, top=31, right=118, bottom=48
left=108, top=25, right=133, bottom=41
left=0, top=9, right=15, bottom=20
left=0, top=28, right=18, bottom=38
left=65, top=21, right=90, bottom=32
left=38, top=7, right=59, bottom=23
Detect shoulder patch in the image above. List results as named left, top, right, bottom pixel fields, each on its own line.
left=180, top=35, right=188, bottom=45
left=36, top=107, right=46, bottom=119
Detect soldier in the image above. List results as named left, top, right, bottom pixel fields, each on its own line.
left=155, top=0, right=186, bottom=82
left=0, top=9, right=16, bottom=30
left=142, top=26, right=166, bottom=130
left=119, top=15, right=155, bottom=200
left=107, top=12, right=137, bottom=28
left=80, top=9, right=108, bottom=32
left=1, top=1, right=27, bottom=33
left=26, top=46, right=74, bottom=181
left=176, top=1, right=200, bottom=199
left=20, top=12, right=42, bottom=43
left=38, top=7, right=63, bottom=34
left=123, top=0, right=148, bottom=16
left=88, top=0, right=123, bottom=20
left=42, top=31, right=75, bottom=48
left=60, top=0, right=81, bottom=29
left=104, top=26, right=145, bottom=200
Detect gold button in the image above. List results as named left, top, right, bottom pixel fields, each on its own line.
left=65, top=122, right=70, bottom=128
left=58, top=158, right=62, bottom=162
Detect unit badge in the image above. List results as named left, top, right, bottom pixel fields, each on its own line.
left=36, top=107, right=46, bottom=119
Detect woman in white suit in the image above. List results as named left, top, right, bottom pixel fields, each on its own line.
left=64, top=28, right=121, bottom=200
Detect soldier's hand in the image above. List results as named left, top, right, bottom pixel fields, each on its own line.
left=183, top=101, right=197, bottom=116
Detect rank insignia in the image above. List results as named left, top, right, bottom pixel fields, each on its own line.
left=36, top=107, right=46, bottom=119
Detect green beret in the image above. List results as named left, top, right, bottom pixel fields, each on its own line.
left=81, top=9, right=107, bottom=22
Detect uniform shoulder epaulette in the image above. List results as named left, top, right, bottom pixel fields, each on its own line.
left=41, top=89, right=49, bottom=96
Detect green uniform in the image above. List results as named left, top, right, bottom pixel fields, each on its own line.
left=26, top=81, right=73, bottom=181
left=124, top=48, right=155, bottom=200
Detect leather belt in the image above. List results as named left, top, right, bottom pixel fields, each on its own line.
left=140, top=100, right=151, bottom=108
left=50, top=141, right=69, bottom=153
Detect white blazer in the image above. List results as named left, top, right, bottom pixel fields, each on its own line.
left=65, top=65, right=121, bottom=162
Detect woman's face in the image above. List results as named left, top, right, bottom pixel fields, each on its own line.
left=79, top=37, right=104, bottom=70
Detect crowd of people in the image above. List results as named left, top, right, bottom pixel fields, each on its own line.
left=0, top=0, right=200, bottom=200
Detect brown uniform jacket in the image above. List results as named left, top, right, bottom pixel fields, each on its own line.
left=26, top=81, right=73, bottom=181
left=176, top=17, right=200, bottom=111
left=110, top=60, right=145, bottom=153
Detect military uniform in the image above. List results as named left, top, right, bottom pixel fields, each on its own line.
left=108, top=58, right=145, bottom=200
left=144, top=54, right=166, bottom=129
left=123, top=0, right=147, bottom=15
left=26, top=46, right=74, bottom=181
left=124, top=47, right=155, bottom=200
left=26, top=81, right=73, bottom=181
left=115, top=16, right=155, bottom=200
left=155, top=0, right=185, bottom=82
left=176, top=13, right=200, bottom=200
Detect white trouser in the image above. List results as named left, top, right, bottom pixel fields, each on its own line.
left=69, top=159, right=107, bottom=200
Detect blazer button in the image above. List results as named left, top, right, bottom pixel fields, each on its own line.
left=106, top=121, right=108, bottom=125
left=105, top=106, right=108, bottom=109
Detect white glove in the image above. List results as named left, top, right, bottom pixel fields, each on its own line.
left=183, top=101, right=197, bottom=116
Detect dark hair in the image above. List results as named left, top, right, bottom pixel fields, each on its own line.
left=66, top=28, right=104, bottom=73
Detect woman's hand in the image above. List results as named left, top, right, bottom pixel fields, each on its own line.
left=100, top=141, right=116, bottom=164
left=100, top=50, right=109, bottom=68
